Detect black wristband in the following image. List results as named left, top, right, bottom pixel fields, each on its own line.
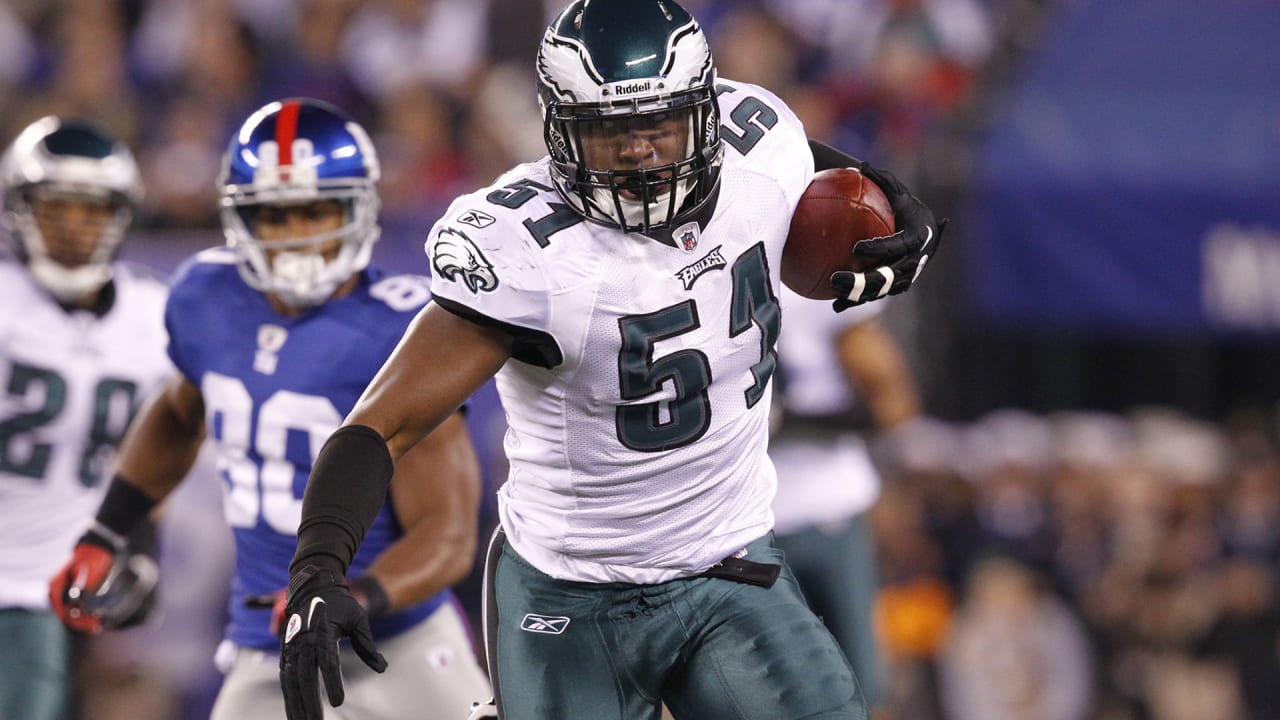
left=290, top=425, right=394, bottom=576
left=127, top=518, right=159, bottom=558
left=86, top=475, right=158, bottom=551
left=350, top=575, right=392, bottom=619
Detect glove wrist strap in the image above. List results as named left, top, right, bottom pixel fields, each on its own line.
left=84, top=522, right=128, bottom=553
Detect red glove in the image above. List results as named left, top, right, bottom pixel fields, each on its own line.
left=49, top=542, right=116, bottom=633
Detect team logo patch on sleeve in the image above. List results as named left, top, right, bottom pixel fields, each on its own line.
left=431, top=228, right=499, bottom=293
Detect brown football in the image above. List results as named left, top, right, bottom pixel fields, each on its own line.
left=781, top=167, right=896, bottom=300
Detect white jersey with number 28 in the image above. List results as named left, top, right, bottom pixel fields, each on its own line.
left=0, top=259, right=171, bottom=609
left=427, top=79, right=813, bottom=584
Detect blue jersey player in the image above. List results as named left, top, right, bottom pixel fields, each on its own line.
left=50, top=98, right=492, bottom=719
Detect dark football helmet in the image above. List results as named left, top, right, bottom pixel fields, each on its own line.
left=537, top=0, right=723, bottom=234
left=219, top=98, right=381, bottom=309
left=0, top=116, right=143, bottom=302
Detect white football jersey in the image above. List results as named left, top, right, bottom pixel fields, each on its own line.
left=0, top=259, right=172, bottom=609
left=427, top=79, right=813, bottom=583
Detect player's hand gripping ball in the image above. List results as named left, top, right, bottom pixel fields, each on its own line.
left=782, top=168, right=896, bottom=300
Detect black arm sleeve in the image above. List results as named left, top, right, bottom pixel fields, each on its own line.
left=82, top=475, right=158, bottom=552
left=809, top=139, right=864, bottom=172
left=290, top=424, right=395, bottom=576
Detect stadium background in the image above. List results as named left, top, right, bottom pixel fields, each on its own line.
left=4, top=1, right=1279, bottom=718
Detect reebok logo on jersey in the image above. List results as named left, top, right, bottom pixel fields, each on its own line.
left=675, top=245, right=727, bottom=291
left=520, top=614, right=570, bottom=635
left=432, top=228, right=499, bottom=293
left=457, top=210, right=496, bottom=229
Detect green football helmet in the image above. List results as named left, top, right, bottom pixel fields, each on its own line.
left=537, top=0, right=723, bottom=234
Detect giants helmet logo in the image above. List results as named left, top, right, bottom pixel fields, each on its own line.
left=253, top=139, right=319, bottom=186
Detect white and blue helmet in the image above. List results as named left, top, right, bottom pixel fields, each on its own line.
left=219, top=98, right=381, bottom=309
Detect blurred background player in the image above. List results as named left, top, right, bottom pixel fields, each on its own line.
left=49, top=97, right=491, bottom=720
left=770, top=289, right=921, bottom=715
left=0, top=115, right=169, bottom=720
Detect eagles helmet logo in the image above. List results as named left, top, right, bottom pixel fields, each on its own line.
left=432, top=228, right=499, bottom=293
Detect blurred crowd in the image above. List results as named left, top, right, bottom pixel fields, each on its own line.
left=873, top=407, right=1280, bottom=720
left=0, top=0, right=996, bottom=256
left=9, top=2, right=1277, bottom=720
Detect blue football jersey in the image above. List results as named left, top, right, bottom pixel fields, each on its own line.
left=166, top=248, right=448, bottom=652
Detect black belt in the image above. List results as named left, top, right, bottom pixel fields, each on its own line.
left=701, top=555, right=780, bottom=589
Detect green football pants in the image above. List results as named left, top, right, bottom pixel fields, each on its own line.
left=488, top=531, right=867, bottom=720
left=774, top=514, right=883, bottom=705
left=0, top=608, right=71, bottom=720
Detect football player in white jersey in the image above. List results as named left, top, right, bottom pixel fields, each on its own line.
left=0, top=116, right=169, bottom=720
left=770, top=289, right=922, bottom=712
left=278, top=2, right=946, bottom=719
left=49, top=99, right=492, bottom=720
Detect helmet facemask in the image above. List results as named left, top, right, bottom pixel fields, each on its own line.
left=545, top=86, right=722, bottom=234
left=11, top=187, right=133, bottom=303
left=219, top=179, right=380, bottom=310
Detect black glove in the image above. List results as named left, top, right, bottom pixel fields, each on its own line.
left=830, top=162, right=948, bottom=311
left=279, top=564, right=387, bottom=720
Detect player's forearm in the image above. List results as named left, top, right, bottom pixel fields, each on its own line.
left=363, top=519, right=478, bottom=612
left=352, top=303, right=513, bottom=460
left=291, top=425, right=395, bottom=576
left=864, top=377, right=920, bottom=430
left=114, top=374, right=206, bottom=501
left=369, top=412, right=483, bottom=611
left=809, top=138, right=862, bottom=171
left=838, top=322, right=921, bottom=430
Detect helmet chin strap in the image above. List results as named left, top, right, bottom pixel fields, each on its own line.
left=592, top=174, right=695, bottom=231
left=268, top=251, right=340, bottom=309
left=29, top=256, right=111, bottom=304
left=262, top=228, right=378, bottom=310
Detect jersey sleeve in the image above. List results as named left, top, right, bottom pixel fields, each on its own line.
left=163, top=248, right=237, bottom=383
left=424, top=179, right=564, bottom=368
left=163, top=256, right=202, bottom=382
